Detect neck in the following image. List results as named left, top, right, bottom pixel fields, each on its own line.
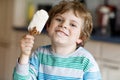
left=51, top=43, right=77, bottom=56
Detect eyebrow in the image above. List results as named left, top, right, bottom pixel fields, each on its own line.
left=70, top=18, right=81, bottom=27
left=55, top=14, right=62, bottom=18
left=71, top=20, right=79, bottom=24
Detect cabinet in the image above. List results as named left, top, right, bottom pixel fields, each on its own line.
left=85, top=40, right=120, bottom=80
left=102, top=62, right=120, bottom=80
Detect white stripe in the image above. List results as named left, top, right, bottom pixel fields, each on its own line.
left=39, top=64, right=84, bottom=78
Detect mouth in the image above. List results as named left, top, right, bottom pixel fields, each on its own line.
left=56, top=30, right=69, bottom=36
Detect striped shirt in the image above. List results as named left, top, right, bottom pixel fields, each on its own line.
left=13, top=45, right=101, bottom=80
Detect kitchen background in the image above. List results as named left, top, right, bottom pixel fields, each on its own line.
left=0, top=0, right=120, bottom=80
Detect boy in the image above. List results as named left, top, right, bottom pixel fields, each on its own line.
left=13, top=0, right=102, bottom=80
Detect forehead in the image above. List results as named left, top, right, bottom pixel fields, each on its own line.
left=56, top=9, right=77, bottom=17
left=58, top=9, right=84, bottom=19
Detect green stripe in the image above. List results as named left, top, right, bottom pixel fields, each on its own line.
left=13, top=69, right=30, bottom=79
left=38, top=53, right=93, bottom=71
left=29, top=68, right=37, bottom=77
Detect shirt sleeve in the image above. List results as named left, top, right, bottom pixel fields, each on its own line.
left=13, top=61, right=31, bottom=80
left=13, top=50, right=39, bottom=80
left=83, top=57, right=102, bottom=80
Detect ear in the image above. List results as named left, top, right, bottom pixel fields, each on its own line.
left=76, top=38, right=82, bottom=45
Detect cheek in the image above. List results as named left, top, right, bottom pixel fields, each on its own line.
left=73, top=29, right=81, bottom=39
left=48, top=20, right=57, bottom=30
left=47, top=24, right=56, bottom=36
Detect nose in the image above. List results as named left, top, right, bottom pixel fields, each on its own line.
left=58, top=21, right=68, bottom=29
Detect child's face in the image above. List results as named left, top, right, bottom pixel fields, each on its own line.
left=47, top=10, right=84, bottom=46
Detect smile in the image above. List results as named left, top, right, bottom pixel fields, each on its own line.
left=56, top=30, right=69, bottom=36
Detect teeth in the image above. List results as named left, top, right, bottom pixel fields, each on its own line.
left=28, top=9, right=49, bottom=35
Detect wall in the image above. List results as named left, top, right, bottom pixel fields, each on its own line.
left=0, top=0, right=14, bottom=80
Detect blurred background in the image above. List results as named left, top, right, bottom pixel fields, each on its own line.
left=0, top=0, right=120, bottom=80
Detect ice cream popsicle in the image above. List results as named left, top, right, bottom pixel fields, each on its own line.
left=28, top=9, right=49, bottom=35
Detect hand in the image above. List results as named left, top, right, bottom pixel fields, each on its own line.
left=20, top=34, right=35, bottom=57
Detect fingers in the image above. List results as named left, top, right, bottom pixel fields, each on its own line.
left=20, top=34, right=35, bottom=55
left=21, top=35, right=34, bottom=47
left=23, top=34, right=35, bottom=41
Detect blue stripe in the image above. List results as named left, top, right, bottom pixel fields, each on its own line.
left=83, top=71, right=102, bottom=80
left=30, top=57, right=39, bottom=69
left=38, top=72, right=82, bottom=80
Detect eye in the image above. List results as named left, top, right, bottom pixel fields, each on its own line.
left=70, top=23, right=77, bottom=27
left=55, top=17, right=63, bottom=22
